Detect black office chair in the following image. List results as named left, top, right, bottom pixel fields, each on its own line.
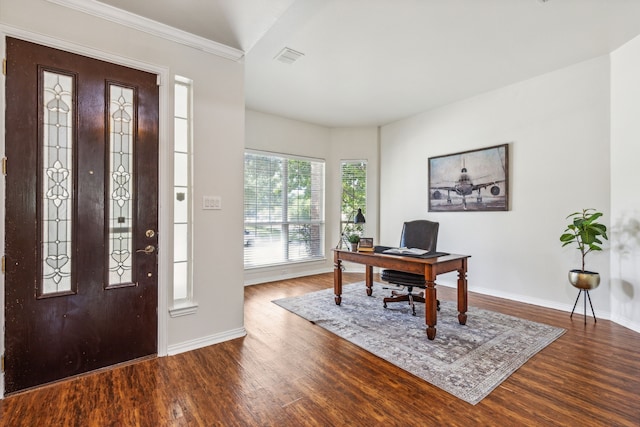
left=382, top=220, right=440, bottom=316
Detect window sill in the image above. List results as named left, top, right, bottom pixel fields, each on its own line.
left=169, top=301, right=199, bottom=318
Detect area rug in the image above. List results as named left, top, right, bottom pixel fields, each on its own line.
left=273, top=282, right=565, bottom=405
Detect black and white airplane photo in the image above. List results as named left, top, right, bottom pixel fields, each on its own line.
left=428, top=144, right=508, bottom=212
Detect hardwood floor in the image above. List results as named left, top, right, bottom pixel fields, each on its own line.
left=2, top=273, right=639, bottom=426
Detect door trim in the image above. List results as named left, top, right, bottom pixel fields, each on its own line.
left=0, top=25, right=171, bottom=398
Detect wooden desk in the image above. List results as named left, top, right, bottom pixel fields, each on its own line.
left=333, top=249, right=470, bottom=340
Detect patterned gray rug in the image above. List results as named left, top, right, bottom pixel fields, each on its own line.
left=273, top=282, right=565, bottom=405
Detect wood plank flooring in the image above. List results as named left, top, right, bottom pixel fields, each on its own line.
left=2, top=273, right=639, bottom=426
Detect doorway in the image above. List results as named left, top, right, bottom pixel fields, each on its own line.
left=4, top=37, right=159, bottom=394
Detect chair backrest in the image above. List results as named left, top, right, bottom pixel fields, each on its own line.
left=399, top=220, right=439, bottom=252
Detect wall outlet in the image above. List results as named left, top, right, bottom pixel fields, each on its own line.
left=203, top=196, right=222, bottom=210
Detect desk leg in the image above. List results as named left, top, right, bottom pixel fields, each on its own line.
left=365, top=265, right=373, bottom=296
left=457, top=259, right=468, bottom=325
left=425, top=275, right=437, bottom=340
left=334, top=257, right=343, bottom=305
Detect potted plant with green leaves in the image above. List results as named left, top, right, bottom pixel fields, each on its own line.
left=559, top=208, right=608, bottom=322
left=346, top=234, right=360, bottom=252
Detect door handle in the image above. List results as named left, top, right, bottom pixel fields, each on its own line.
left=136, top=245, right=156, bottom=254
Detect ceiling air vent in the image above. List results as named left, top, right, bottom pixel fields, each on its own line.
left=274, top=47, right=304, bottom=64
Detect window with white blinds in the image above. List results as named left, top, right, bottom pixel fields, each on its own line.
left=244, top=151, right=325, bottom=268
left=340, top=160, right=367, bottom=235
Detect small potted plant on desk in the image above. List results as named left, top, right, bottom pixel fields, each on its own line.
left=559, top=208, right=608, bottom=323
left=346, top=234, right=360, bottom=252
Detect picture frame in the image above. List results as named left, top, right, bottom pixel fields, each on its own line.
left=358, top=237, right=374, bottom=252
left=428, top=143, right=509, bottom=212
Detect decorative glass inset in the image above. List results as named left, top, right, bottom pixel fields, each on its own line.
left=108, top=85, right=135, bottom=285
left=42, top=71, right=74, bottom=294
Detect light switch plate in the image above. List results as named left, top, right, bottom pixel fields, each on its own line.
left=203, top=196, right=222, bottom=210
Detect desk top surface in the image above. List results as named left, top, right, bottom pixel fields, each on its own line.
left=334, top=248, right=470, bottom=264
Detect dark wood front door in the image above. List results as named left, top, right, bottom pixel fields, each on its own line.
left=4, top=37, right=159, bottom=394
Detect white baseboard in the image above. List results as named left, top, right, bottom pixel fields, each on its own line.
left=473, top=285, right=640, bottom=333
left=244, top=264, right=388, bottom=286
left=244, top=267, right=333, bottom=286
left=167, top=327, right=247, bottom=356
left=610, top=314, right=640, bottom=334
left=467, top=284, right=617, bottom=320
left=0, top=329, right=247, bottom=399
left=244, top=272, right=640, bottom=334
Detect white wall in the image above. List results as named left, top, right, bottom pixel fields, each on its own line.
left=244, top=110, right=379, bottom=283
left=380, top=56, right=614, bottom=318
left=610, top=34, right=640, bottom=332
left=0, top=0, right=247, bottom=367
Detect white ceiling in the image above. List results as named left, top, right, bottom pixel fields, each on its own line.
left=98, top=0, right=640, bottom=127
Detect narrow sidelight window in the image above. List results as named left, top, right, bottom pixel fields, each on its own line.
left=340, top=160, right=367, bottom=237
left=173, top=77, right=193, bottom=303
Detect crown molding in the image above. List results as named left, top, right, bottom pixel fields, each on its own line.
left=46, top=0, right=244, bottom=61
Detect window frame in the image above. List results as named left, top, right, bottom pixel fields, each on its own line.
left=244, top=149, right=326, bottom=269
left=170, top=76, right=197, bottom=316
left=340, top=160, right=368, bottom=237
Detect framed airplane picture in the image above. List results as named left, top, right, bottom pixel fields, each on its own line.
left=428, top=143, right=509, bottom=212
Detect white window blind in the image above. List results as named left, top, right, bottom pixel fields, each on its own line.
left=244, top=151, right=325, bottom=268
left=340, top=160, right=367, bottom=235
